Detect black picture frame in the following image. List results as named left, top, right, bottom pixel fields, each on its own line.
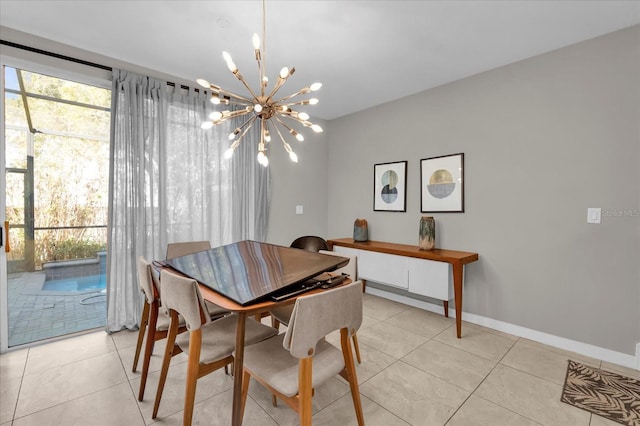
left=420, top=153, right=464, bottom=213
left=373, top=161, right=407, bottom=212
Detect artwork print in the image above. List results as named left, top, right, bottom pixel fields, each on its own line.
left=374, top=161, right=407, bottom=212
left=420, top=153, right=464, bottom=212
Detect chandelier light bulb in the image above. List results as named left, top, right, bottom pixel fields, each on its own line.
left=210, top=94, right=220, bottom=105
left=254, top=104, right=263, bottom=113
left=252, top=33, right=261, bottom=50
left=264, top=130, right=271, bottom=142
left=224, top=147, right=235, bottom=159
left=289, top=151, right=298, bottom=162
left=298, top=112, right=310, bottom=121
left=310, top=82, right=322, bottom=91
left=201, top=121, right=214, bottom=130
left=209, top=111, right=223, bottom=121
left=308, top=98, right=319, bottom=105
left=257, top=151, right=268, bottom=167
left=279, top=67, right=289, bottom=79
left=196, top=78, right=210, bottom=88
left=311, top=124, right=323, bottom=133
left=229, top=128, right=240, bottom=140
left=222, top=51, right=237, bottom=72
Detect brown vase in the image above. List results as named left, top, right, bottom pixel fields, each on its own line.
left=353, top=218, right=368, bottom=242
left=418, top=216, right=435, bottom=250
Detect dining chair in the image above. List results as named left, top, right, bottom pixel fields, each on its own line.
left=289, top=235, right=330, bottom=252
left=166, top=240, right=230, bottom=320
left=239, top=280, right=365, bottom=426
left=165, top=240, right=211, bottom=260
left=270, top=250, right=362, bottom=364
left=152, top=269, right=278, bottom=426
left=132, top=256, right=187, bottom=401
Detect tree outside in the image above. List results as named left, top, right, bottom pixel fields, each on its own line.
left=4, top=67, right=111, bottom=271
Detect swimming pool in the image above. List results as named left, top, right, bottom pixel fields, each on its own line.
left=42, top=274, right=106, bottom=292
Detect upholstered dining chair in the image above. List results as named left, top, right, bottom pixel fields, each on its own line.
left=165, top=240, right=211, bottom=260
left=131, top=256, right=187, bottom=401
left=166, top=240, right=230, bottom=320
left=289, top=235, right=330, bottom=252
left=270, top=250, right=363, bottom=364
left=152, top=269, right=278, bottom=426
left=239, top=280, right=365, bottom=426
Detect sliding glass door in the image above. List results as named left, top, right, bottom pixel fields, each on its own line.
left=1, top=60, right=111, bottom=349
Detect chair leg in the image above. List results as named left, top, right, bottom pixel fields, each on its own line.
left=341, top=329, right=364, bottom=426
left=271, top=315, right=280, bottom=330
left=183, top=329, right=202, bottom=426
left=298, top=358, right=313, bottom=426
left=240, top=370, right=251, bottom=421
left=352, top=333, right=362, bottom=364
left=138, top=303, right=158, bottom=401
left=132, top=301, right=150, bottom=372
left=152, top=312, right=179, bottom=419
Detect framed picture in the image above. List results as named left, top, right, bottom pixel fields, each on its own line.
left=420, top=153, right=464, bottom=212
left=374, top=161, right=407, bottom=212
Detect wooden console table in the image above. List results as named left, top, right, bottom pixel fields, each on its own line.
left=327, top=238, right=478, bottom=338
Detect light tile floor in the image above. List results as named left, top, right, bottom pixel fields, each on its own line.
left=2, top=293, right=638, bottom=426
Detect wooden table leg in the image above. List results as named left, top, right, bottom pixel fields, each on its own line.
left=232, top=312, right=247, bottom=426
left=452, top=261, right=463, bottom=338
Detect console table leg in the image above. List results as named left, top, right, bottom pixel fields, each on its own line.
left=443, top=301, right=449, bottom=317
left=453, top=262, right=463, bottom=338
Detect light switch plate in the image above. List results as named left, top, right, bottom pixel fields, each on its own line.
left=296, top=205, right=304, bottom=215
left=587, top=208, right=601, bottom=224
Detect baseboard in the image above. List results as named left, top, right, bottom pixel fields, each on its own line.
left=365, top=287, right=639, bottom=371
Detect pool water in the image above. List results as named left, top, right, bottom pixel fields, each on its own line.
left=42, top=274, right=106, bottom=292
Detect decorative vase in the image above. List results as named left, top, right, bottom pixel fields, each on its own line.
left=418, top=216, right=435, bottom=250
left=353, top=219, right=369, bottom=242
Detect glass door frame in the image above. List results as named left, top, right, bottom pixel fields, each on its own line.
left=0, top=54, right=111, bottom=353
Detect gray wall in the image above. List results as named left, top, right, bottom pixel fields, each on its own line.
left=326, top=26, right=640, bottom=355
left=265, top=119, right=330, bottom=247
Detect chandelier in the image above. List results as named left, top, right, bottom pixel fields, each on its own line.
left=196, top=1, right=323, bottom=167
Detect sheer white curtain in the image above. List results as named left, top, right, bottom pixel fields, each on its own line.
left=106, top=69, right=270, bottom=332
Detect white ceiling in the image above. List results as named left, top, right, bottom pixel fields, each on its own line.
left=1, top=1, right=639, bottom=120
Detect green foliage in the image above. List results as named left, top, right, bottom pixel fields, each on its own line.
left=4, top=67, right=111, bottom=270
left=39, top=237, right=106, bottom=263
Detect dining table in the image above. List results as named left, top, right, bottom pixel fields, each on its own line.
left=161, top=240, right=350, bottom=426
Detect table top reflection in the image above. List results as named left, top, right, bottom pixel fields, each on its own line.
left=165, top=240, right=348, bottom=306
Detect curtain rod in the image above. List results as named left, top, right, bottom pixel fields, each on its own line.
left=0, top=39, right=197, bottom=91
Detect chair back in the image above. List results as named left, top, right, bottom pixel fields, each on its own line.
left=289, top=235, right=329, bottom=252
left=319, top=250, right=357, bottom=279
left=165, top=241, right=211, bottom=260
left=283, top=280, right=363, bottom=359
left=137, top=256, right=157, bottom=303
left=159, top=270, right=211, bottom=331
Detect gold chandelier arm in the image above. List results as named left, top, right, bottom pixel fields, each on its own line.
left=216, top=85, right=255, bottom=104
left=281, top=97, right=318, bottom=108
left=265, top=67, right=295, bottom=103
left=230, top=69, right=261, bottom=101
left=273, top=88, right=310, bottom=103
left=281, top=112, right=315, bottom=128
left=234, top=115, right=258, bottom=143
left=271, top=119, right=290, bottom=147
